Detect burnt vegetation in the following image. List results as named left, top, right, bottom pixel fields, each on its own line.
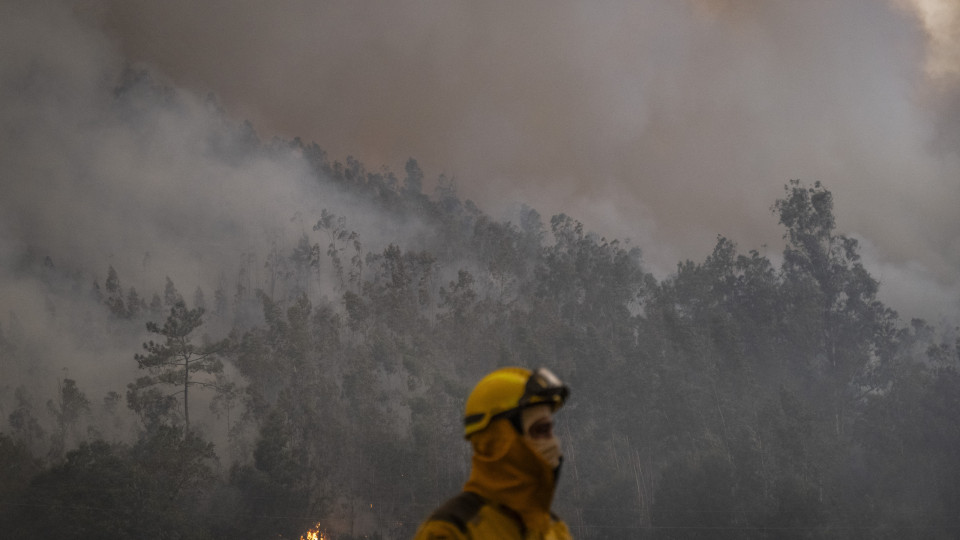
left=1, top=87, right=959, bottom=539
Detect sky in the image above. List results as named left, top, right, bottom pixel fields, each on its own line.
left=2, top=0, right=959, bottom=326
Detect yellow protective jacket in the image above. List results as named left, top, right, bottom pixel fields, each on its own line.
left=412, top=491, right=572, bottom=540
left=413, top=419, right=573, bottom=540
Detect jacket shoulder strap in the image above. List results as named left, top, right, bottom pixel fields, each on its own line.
left=427, top=491, right=486, bottom=534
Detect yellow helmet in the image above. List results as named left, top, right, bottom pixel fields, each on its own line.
left=463, top=367, right=570, bottom=439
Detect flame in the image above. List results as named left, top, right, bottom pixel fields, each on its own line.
left=299, top=522, right=329, bottom=540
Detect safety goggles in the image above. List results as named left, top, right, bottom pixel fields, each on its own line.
left=517, top=367, right=570, bottom=409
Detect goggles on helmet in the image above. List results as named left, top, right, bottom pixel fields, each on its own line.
left=518, top=367, right=569, bottom=409
left=490, top=367, right=569, bottom=435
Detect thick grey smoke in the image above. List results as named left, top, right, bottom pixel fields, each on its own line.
left=79, top=0, right=960, bottom=322
left=0, top=0, right=423, bottom=422
left=2, top=0, right=958, bottom=332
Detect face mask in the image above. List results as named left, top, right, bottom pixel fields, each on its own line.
left=526, top=435, right=562, bottom=469
left=521, top=404, right=563, bottom=469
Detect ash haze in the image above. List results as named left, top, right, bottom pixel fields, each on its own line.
left=3, top=0, right=960, bottom=326
left=4, top=3, right=960, bottom=535
left=87, top=0, right=960, bottom=322
left=0, top=0, right=431, bottom=408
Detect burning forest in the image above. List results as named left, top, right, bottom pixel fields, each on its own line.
left=2, top=1, right=960, bottom=539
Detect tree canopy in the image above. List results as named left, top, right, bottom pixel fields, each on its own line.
left=1, top=90, right=957, bottom=539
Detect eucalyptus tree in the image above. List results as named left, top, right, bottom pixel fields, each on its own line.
left=773, top=180, right=898, bottom=434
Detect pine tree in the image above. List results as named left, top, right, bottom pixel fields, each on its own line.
left=132, top=301, right=225, bottom=434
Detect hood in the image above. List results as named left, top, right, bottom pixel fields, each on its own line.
left=462, top=417, right=558, bottom=533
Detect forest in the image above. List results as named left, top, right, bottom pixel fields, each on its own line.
left=1, top=73, right=959, bottom=540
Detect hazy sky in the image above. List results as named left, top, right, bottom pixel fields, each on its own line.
left=3, top=0, right=959, bottom=323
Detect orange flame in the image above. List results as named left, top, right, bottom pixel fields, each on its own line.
left=299, top=522, right=328, bottom=540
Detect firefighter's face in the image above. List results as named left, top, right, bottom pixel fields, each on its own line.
left=521, top=404, right=561, bottom=468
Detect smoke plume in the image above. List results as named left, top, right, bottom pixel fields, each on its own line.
left=77, top=0, right=960, bottom=322
left=2, top=0, right=959, bottom=357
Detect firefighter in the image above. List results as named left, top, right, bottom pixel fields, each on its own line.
left=413, top=367, right=573, bottom=540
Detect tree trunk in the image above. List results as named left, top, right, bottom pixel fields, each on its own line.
left=184, top=354, right=190, bottom=434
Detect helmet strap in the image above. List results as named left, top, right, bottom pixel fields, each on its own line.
left=492, top=408, right=524, bottom=435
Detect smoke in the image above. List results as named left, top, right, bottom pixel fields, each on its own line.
left=0, top=0, right=422, bottom=424
left=68, top=0, right=957, bottom=323
left=899, top=0, right=960, bottom=159
left=902, top=0, right=960, bottom=78
left=1, top=0, right=958, bottom=357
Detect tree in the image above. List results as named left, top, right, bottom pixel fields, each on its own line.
left=0, top=434, right=41, bottom=531
left=132, top=300, right=225, bottom=433
left=46, top=378, right=90, bottom=458
left=163, top=276, right=182, bottom=307
left=125, top=376, right=179, bottom=430
left=214, top=273, right=229, bottom=317
left=403, top=157, right=424, bottom=194
left=855, top=333, right=960, bottom=534
left=11, top=428, right=216, bottom=540
left=148, top=293, right=163, bottom=318
left=103, top=265, right=127, bottom=318
left=314, top=209, right=361, bottom=290
left=773, top=180, right=897, bottom=435
left=215, top=408, right=317, bottom=540
left=126, top=287, right=143, bottom=318
left=290, top=231, right=321, bottom=297
left=193, top=286, right=206, bottom=312
left=8, top=386, right=47, bottom=456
